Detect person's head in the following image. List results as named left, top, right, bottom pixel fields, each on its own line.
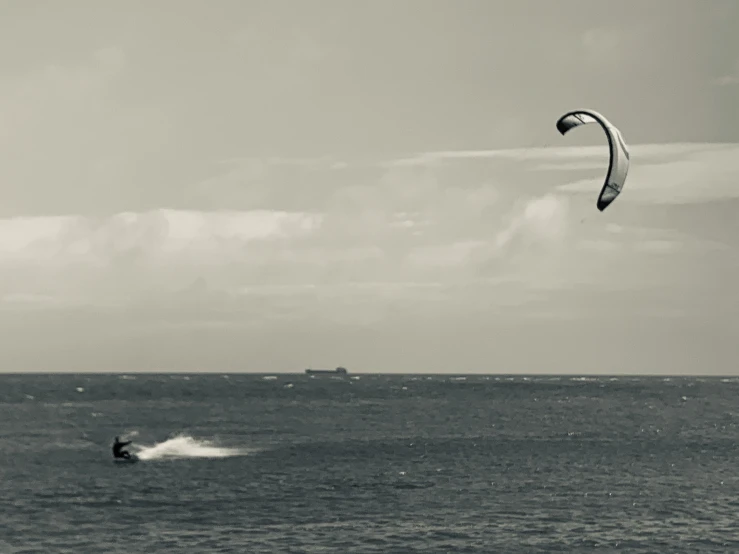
left=115, top=436, right=119, bottom=442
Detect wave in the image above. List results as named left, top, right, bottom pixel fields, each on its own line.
left=134, top=434, right=250, bottom=461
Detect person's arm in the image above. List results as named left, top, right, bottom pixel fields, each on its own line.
left=122, top=441, right=132, bottom=447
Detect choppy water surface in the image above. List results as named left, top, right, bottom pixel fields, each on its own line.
left=1, top=373, right=738, bottom=553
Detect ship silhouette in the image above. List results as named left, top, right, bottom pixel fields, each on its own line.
left=305, top=366, right=348, bottom=375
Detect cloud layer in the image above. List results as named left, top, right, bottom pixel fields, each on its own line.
left=2, top=142, right=737, bottom=319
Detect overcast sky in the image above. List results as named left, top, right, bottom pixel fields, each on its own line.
left=1, top=0, right=738, bottom=373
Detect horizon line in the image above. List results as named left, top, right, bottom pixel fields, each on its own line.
left=1, top=370, right=737, bottom=378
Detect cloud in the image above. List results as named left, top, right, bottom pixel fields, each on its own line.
left=0, top=209, right=323, bottom=311
left=555, top=142, right=739, bottom=205
left=385, top=142, right=720, bottom=169
left=191, top=142, right=739, bottom=236
left=385, top=147, right=544, bottom=168
left=494, top=194, right=569, bottom=250
left=2, top=140, right=736, bottom=336
left=384, top=143, right=733, bottom=210
left=380, top=142, right=739, bottom=213
left=0, top=188, right=566, bottom=321
left=0, top=209, right=320, bottom=264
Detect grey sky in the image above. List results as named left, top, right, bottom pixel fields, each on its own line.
left=0, top=0, right=737, bottom=373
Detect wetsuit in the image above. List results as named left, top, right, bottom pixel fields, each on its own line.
left=113, top=438, right=132, bottom=459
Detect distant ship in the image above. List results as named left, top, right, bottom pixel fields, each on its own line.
left=305, top=366, right=348, bottom=375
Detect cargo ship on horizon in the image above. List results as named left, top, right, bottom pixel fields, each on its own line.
left=305, top=366, right=348, bottom=375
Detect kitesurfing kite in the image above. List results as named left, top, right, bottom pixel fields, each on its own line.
left=555, top=109, right=630, bottom=212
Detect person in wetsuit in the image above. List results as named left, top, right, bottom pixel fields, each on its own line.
left=112, top=436, right=132, bottom=459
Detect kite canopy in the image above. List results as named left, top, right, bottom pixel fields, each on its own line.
left=556, top=109, right=630, bottom=212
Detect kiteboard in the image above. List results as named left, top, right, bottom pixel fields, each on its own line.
left=113, top=454, right=139, bottom=464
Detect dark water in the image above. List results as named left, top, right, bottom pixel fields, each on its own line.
left=1, top=373, right=738, bottom=553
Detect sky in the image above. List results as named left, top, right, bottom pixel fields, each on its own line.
left=0, top=0, right=738, bottom=373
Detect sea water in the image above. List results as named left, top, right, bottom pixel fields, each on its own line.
left=0, top=373, right=737, bottom=553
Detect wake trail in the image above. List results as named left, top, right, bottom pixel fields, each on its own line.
left=134, top=434, right=251, bottom=461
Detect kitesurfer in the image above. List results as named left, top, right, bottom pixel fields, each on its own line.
left=112, top=436, right=132, bottom=459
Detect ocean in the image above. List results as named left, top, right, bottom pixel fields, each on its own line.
left=0, top=373, right=737, bottom=553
